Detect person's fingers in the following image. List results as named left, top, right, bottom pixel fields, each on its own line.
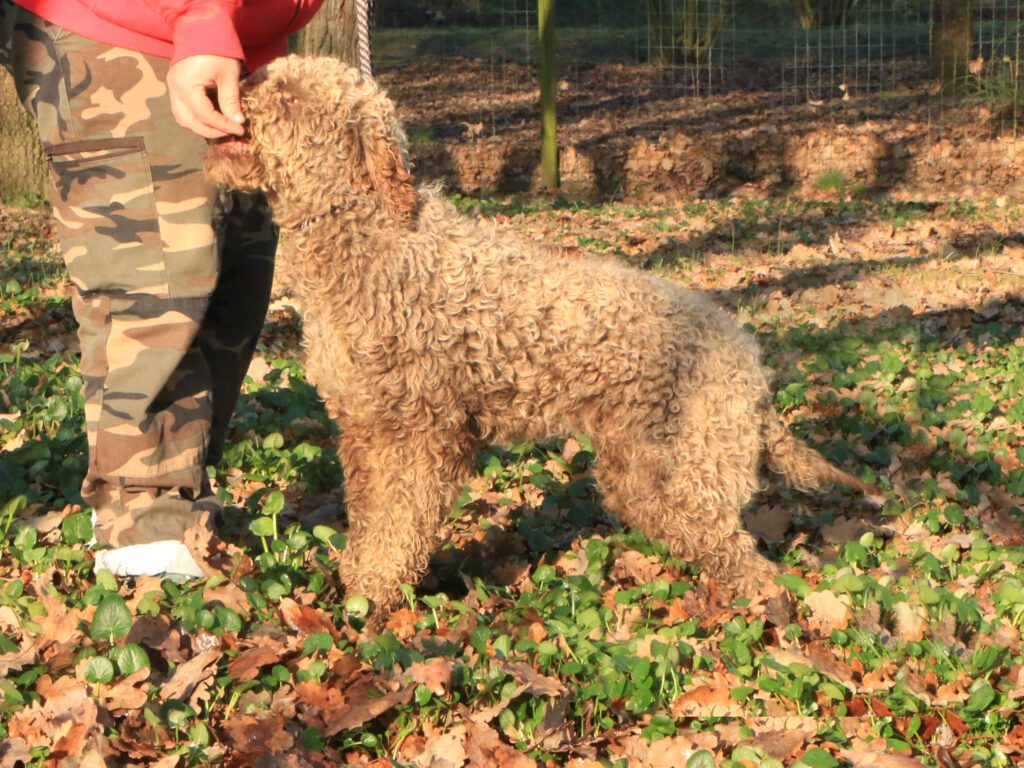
left=166, top=55, right=244, bottom=139
left=217, top=74, right=246, bottom=131
left=171, top=89, right=230, bottom=139
left=187, top=84, right=243, bottom=137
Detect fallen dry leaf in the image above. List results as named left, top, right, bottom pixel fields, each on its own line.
left=741, top=728, right=815, bottom=760
left=892, top=601, right=927, bottom=643
left=99, top=667, right=151, bottom=715
left=635, top=631, right=675, bottom=660
left=671, top=674, right=745, bottom=717
left=407, top=657, right=455, bottom=696
left=295, top=677, right=415, bottom=736
left=818, top=516, right=871, bottom=544
left=611, top=549, right=666, bottom=584
left=34, top=591, right=86, bottom=647
left=8, top=675, right=104, bottom=763
left=185, top=520, right=254, bottom=578
left=227, top=644, right=284, bottom=683
left=279, top=597, right=337, bottom=639
left=839, top=748, right=927, bottom=767
left=222, top=713, right=295, bottom=755
left=128, top=614, right=193, bottom=664
left=646, top=733, right=721, bottom=768
left=770, top=645, right=857, bottom=690
left=204, top=578, right=253, bottom=618
left=0, top=641, right=39, bottom=678
left=411, top=724, right=468, bottom=768
left=160, top=648, right=221, bottom=708
left=464, top=717, right=537, bottom=768
left=746, top=504, right=793, bottom=543
left=501, top=661, right=567, bottom=696
left=385, top=607, right=421, bottom=639
left=803, top=589, right=853, bottom=633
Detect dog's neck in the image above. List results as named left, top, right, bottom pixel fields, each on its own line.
left=279, top=199, right=389, bottom=305
left=275, top=194, right=415, bottom=234
left=294, top=204, right=347, bottom=231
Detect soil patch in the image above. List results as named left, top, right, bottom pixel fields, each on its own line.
left=380, top=58, right=1024, bottom=203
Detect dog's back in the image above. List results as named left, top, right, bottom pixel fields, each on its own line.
left=408, top=194, right=772, bottom=444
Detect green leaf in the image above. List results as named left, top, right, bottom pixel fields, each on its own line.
left=300, top=726, right=325, bottom=750
left=262, top=491, right=285, bottom=516
left=110, top=643, right=150, bottom=675
left=163, top=700, right=196, bottom=727
left=1, top=495, right=29, bottom=527
left=84, top=656, right=115, bottom=684
left=249, top=517, right=275, bottom=538
left=263, top=432, right=285, bottom=450
left=312, top=524, right=339, bottom=545
left=188, top=722, right=211, bottom=746
left=345, top=594, right=370, bottom=617
left=776, top=573, right=811, bottom=598
left=995, top=579, right=1024, bottom=610
left=415, top=683, right=432, bottom=706
left=966, top=681, right=996, bottom=712
left=95, top=569, right=119, bottom=593
left=214, top=605, right=243, bottom=634
left=13, top=524, right=36, bottom=550
left=61, top=511, right=94, bottom=545
left=302, top=632, right=334, bottom=656
left=137, top=592, right=162, bottom=617
left=265, top=581, right=288, bottom=601
left=686, top=750, right=716, bottom=768
left=4, top=579, right=24, bottom=599
left=798, top=748, right=839, bottom=768
left=90, top=595, right=133, bottom=642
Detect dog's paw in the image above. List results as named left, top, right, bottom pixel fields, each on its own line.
left=721, top=559, right=783, bottom=599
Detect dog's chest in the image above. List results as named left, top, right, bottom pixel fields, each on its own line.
left=301, top=314, right=356, bottom=385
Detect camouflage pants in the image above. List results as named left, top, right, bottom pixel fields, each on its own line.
left=0, top=2, right=277, bottom=547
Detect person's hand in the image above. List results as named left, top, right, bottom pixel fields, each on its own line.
left=166, top=54, right=246, bottom=139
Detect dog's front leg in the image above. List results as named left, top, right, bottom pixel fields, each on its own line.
left=336, top=426, right=474, bottom=623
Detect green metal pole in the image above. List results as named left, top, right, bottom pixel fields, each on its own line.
left=538, top=0, right=559, bottom=189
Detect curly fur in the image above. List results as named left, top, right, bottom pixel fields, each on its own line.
left=205, top=56, right=877, bottom=617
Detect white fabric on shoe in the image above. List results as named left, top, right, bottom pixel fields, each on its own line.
left=93, top=540, right=206, bottom=579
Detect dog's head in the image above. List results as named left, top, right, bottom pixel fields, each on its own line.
left=204, top=56, right=417, bottom=228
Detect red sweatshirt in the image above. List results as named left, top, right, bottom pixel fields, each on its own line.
left=13, top=0, right=324, bottom=69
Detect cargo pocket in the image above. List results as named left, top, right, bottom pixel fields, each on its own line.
left=48, top=138, right=213, bottom=486
left=45, top=138, right=169, bottom=299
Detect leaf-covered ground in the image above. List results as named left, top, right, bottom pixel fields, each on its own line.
left=1, top=193, right=1023, bottom=768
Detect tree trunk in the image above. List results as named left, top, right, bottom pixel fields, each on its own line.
left=538, top=0, right=558, bottom=189
left=0, top=68, right=46, bottom=201
left=932, top=0, right=972, bottom=94
left=790, top=0, right=817, bottom=29
left=292, top=0, right=361, bottom=65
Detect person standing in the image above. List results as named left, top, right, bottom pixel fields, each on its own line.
left=0, top=0, right=324, bottom=576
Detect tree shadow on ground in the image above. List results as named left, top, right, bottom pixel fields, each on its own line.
left=637, top=214, right=1022, bottom=304
left=386, top=55, right=973, bottom=202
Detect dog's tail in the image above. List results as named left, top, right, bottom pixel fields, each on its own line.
left=762, top=417, right=882, bottom=497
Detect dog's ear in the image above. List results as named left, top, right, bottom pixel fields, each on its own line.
left=353, top=112, right=418, bottom=228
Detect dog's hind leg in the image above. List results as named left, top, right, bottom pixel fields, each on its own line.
left=593, top=426, right=779, bottom=595
left=336, top=426, right=474, bottom=621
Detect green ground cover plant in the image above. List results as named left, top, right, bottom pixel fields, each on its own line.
left=0, top=194, right=1022, bottom=767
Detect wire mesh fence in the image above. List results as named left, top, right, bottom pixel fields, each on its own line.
left=965, top=0, right=1023, bottom=128
left=373, top=0, right=1024, bottom=199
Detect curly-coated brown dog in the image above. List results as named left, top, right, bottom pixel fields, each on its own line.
left=206, top=56, right=877, bottom=618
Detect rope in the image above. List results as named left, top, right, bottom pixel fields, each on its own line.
left=355, top=0, right=374, bottom=78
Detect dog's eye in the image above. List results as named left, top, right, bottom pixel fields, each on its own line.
left=290, top=97, right=299, bottom=105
